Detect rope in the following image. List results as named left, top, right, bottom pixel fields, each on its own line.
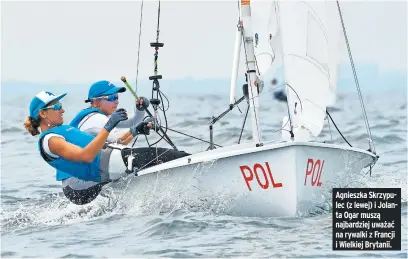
left=326, top=114, right=333, bottom=141
left=336, top=1, right=374, bottom=152
left=238, top=105, right=249, bottom=144
left=135, top=0, right=144, bottom=93
left=326, top=110, right=352, bottom=147
left=139, top=81, right=289, bottom=150
left=161, top=126, right=223, bottom=148
left=130, top=0, right=144, bottom=155
left=152, top=81, right=286, bottom=149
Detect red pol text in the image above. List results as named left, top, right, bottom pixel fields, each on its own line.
left=304, top=158, right=324, bottom=187
left=240, top=162, right=283, bottom=191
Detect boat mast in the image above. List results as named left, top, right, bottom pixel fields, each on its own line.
left=229, top=19, right=242, bottom=106
left=240, top=0, right=262, bottom=144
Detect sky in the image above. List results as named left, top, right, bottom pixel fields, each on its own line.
left=1, top=0, right=407, bottom=86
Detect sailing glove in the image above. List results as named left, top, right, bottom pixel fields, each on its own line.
left=130, top=121, right=153, bottom=136
left=144, top=117, right=160, bottom=132
left=104, top=108, right=128, bottom=132
left=136, top=97, right=150, bottom=111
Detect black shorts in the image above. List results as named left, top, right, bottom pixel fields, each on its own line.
left=62, top=183, right=108, bottom=205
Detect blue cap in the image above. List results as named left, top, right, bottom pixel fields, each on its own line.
left=85, top=80, right=126, bottom=103
left=29, top=91, right=67, bottom=119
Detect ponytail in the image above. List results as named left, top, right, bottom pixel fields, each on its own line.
left=24, top=116, right=41, bottom=136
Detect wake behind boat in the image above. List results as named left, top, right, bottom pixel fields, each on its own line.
left=95, top=0, right=379, bottom=217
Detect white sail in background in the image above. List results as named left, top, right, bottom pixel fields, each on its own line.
left=276, top=0, right=342, bottom=140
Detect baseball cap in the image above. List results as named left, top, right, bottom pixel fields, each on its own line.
left=85, top=80, right=126, bottom=103
left=29, top=91, right=67, bottom=119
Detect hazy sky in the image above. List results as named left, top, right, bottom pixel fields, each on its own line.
left=2, top=0, right=407, bottom=84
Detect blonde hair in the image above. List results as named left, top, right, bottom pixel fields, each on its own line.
left=24, top=116, right=41, bottom=136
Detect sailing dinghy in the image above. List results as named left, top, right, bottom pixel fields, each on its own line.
left=106, top=0, right=379, bottom=217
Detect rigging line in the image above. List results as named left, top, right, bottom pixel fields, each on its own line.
left=327, top=113, right=333, bottom=142
left=245, top=81, right=293, bottom=106
left=336, top=0, right=374, bottom=152
left=145, top=82, right=284, bottom=150
left=150, top=130, right=170, bottom=148
left=238, top=105, right=249, bottom=144
left=154, top=82, right=286, bottom=148
left=285, top=83, right=303, bottom=113
left=131, top=135, right=139, bottom=148
left=326, top=110, right=353, bottom=147
left=162, top=126, right=223, bottom=148
left=135, top=0, right=144, bottom=93
left=270, top=114, right=291, bottom=134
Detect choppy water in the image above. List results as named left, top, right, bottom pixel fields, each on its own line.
left=1, top=82, right=407, bottom=258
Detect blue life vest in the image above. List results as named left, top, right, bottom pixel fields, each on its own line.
left=38, top=125, right=101, bottom=182
left=70, top=107, right=105, bottom=129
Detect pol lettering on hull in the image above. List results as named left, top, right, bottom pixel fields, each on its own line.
left=240, top=162, right=283, bottom=191
left=304, top=158, right=324, bottom=187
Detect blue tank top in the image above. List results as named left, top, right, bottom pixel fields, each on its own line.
left=38, top=125, right=101, bottom=182
left=70, top=107, right=105, bottom=129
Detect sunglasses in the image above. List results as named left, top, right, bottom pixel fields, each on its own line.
left=41, top=102, right=63, bottom=111
left=95, top=94, right=119, bottom=102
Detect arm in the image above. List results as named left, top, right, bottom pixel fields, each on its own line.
left=116, top=106, right=145, bottom=128
left=80, top=113, right=132, bottom=143
left=121, top=131, right=135, bottom=145
left=116, top=97, right=149, bottom=128
left=122, top=131, right=134, bottom=145
left=48, top=128, right=110, bottom=163
left=49, top=109, right=128, bottom=163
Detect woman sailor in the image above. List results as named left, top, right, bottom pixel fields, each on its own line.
left=70, top=80, right=151, bottom=145
left=69, top=80, right=155, bottom=176
left=24, top=91, right=152, bottom=205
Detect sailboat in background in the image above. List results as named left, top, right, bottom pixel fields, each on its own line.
left=110, top=0, right=379, bottom=217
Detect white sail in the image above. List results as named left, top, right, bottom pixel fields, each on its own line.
left=250, top=0, right=280, bottom=80
left=276, top=0, right=342, bottom=139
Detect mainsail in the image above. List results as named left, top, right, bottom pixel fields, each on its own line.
left=276, top=1, right=342, bottom=140
left=229, top=0, right=279, bottom=105
left=250, top=0, right=279, bottom=80
left=251, top=0, right=286, bottom=97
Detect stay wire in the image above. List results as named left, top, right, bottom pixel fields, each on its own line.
left=161, top=126, right=223, bottom=148
left=336, top=0, right=374, bottom=152
left=326, top=110, right=353, bottom=147
left=135, top=0, right=144, bottom=93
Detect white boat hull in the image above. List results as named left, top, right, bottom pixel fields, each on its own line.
left=108, top=141, right=377, bottom=217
